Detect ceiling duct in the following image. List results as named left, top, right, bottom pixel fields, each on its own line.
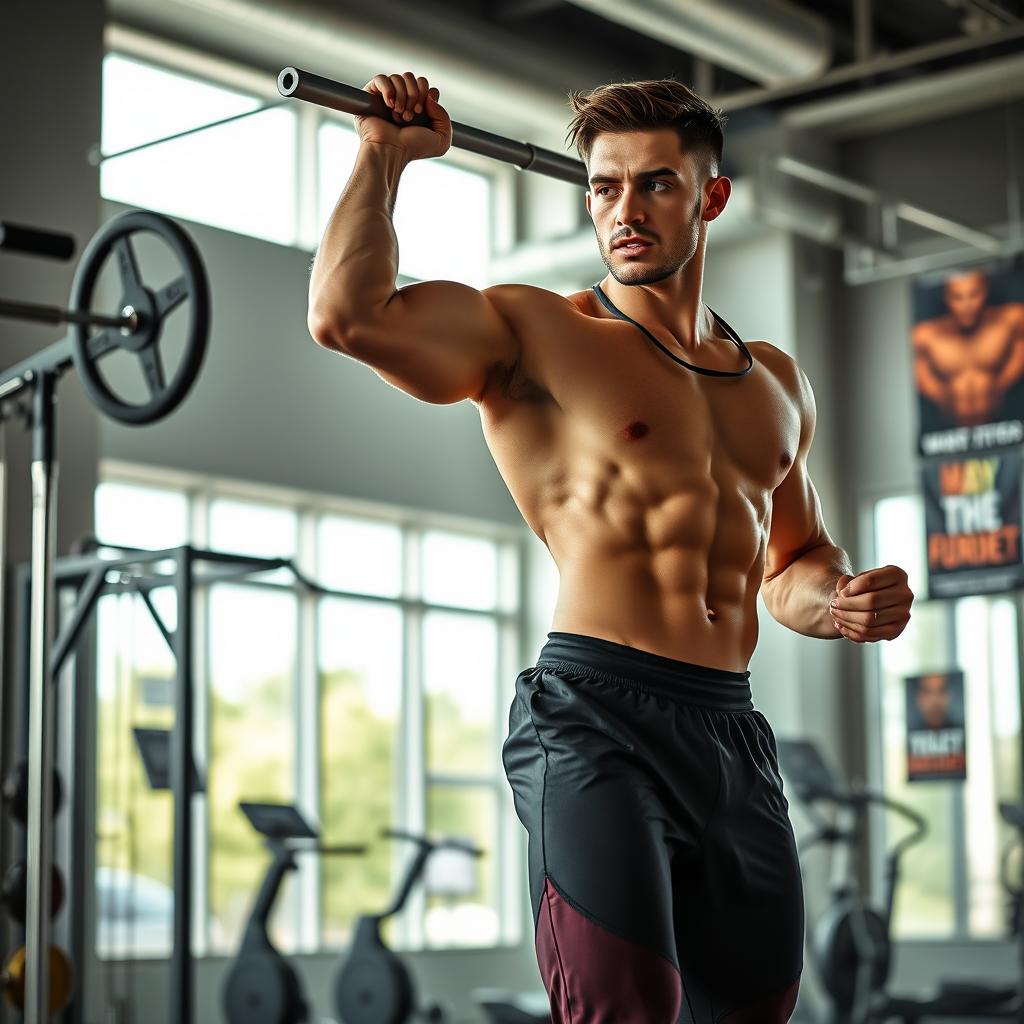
left=563, top=0, right=834, bottom=86
left=780, top=42, right=1024, bottom=137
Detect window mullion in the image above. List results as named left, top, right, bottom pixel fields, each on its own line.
left=401, top=525, right=426, bottom=949
left=297, top=508, right=320, bottom=951
left=296, top=102, right=319, bottom=250
left=191, top=489, right=210, bottom=955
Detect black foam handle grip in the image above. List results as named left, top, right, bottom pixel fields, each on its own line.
left=0, top=222, right=76, bottom=261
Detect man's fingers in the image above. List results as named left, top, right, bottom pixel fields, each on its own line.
left=389, top=73, right=411, bottom=111
left=364, top=73, right=439, bottom=119
left=832, top=605, right=906, bottom=629
left=414, top=75, right=429, bottom=112
left=399, top=72, right=418, bottom=116
left=833, top=616, right=908, bottom=643
left=832, top=586, right=912, bottom=613
left=841, top=565, right=903, bottom=596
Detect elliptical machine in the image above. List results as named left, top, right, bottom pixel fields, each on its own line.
left=777, top=739, right=1019, bottom=1023
left=334, top=829, right=483, bottom=1024
left=223, top=802, right=366, bottom=1024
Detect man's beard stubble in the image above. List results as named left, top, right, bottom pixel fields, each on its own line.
left=598, top=200, right=702, bottom=287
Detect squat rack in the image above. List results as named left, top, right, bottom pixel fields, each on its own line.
left=14, top=544, right=344, bottom=1024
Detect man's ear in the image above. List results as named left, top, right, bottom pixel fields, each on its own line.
left=585, top=189, right=592, bottom=219
left=703, top=175, right=731, bottom=223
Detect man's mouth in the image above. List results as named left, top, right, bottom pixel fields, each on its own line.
left=618, top=241, right=653, bottom=256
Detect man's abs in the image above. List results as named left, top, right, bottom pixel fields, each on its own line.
left=473, top=288, right=800, bottom=672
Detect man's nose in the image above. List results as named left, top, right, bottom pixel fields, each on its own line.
left=615, top=188, right=647, bottom=224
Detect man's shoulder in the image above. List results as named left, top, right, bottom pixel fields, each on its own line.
left=748, top=341, right=814, bottom=420
left=481, top=282, right=577, bottom=315
left=749, top=340, right=801, bottom=379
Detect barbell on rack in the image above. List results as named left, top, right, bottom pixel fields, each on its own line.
left=0, top=209, right=210, bottom=424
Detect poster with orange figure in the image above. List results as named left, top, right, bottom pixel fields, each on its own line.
left=923, top=452, right=1023, bottom=598
left=905, top=671, right=966, bottom=782
left=912, top=263, right=1024, bottom=457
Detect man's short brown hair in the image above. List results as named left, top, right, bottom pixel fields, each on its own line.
left=565, top=79, right=727, bottom=181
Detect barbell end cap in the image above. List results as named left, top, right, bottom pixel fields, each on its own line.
left=277, top=67, right=301, bottom=97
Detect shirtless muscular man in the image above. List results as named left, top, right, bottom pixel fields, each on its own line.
left=307, top=71, right=914, bottom=1024
left=913, top=269, right=1024, bottom=427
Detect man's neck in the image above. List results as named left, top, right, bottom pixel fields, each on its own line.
left=600, top=272, right=713, bottom=354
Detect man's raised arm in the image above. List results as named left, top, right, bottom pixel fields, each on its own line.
left=307, top=72, right=520, bottom=405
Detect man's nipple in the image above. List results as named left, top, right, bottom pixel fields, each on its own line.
left=621, top=420, right=650, bottom=441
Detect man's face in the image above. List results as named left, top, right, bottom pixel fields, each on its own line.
left=915, top=674, right=952, bottom=729
left=585, top=129, right=713, bottom=287
left=943, top=271, right=989, bottom=330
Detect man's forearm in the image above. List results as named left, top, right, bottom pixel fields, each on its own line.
left=762, top=543, right=853, bottom=639
left=308, top=141, right=409, bottom=336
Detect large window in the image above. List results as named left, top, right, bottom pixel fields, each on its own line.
left=872, top=493, right=1021, bottom=940
left=101, top=48, right=495, bottom=284
left=100, top=54, right=297, bottom=245
left=92, top=466, right=524, bottom=958
left=317, top=122, right=491, bottom=286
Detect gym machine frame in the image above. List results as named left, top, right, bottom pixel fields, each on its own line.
left=0, top=210, right=209, bottom=1023
left=18, top=548, right=344, bottom=1024
left=18, top=544, right=390, bottom=1024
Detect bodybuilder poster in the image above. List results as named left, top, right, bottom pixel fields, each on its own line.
left=912, top=262, right=1024, bottom=457
left=922, top=451, right=1024, bottom=598
left=905, top=671, right=966, bottom=782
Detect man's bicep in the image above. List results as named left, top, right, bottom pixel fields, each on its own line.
left=763, top=457, right=831, bottom=584
left=763, top=367, right=832, bottom=584
left=329, top=280, right=524, bottom=405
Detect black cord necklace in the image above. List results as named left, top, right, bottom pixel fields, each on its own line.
left=592, top=283, right=754, bottom=378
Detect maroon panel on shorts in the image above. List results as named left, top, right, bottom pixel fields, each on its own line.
left=536, top=876, right=683, bottom=1024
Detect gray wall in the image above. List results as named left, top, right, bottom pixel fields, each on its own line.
left=1, top=0, right=103, bottom=1000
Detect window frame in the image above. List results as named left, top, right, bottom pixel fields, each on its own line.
left=100, top=24, right=517, bottom=263
left=94, top=458, right=528, bottom=956
left=863, top=488, right=1024, bottom=945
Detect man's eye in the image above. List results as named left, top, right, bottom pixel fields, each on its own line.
left=595, top=182, right=669, bottom=196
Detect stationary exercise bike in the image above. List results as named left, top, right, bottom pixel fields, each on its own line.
left=223, top=802, right=366, bottom=1024
left=334, top=829, right=483, bottom=1024
left=777, top=739, right=1019, bottom=1023
left=998, top=801, right=1024, bottom=939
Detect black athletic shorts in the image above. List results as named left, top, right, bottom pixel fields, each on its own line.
left=502, top=631, right=804, bottom=1024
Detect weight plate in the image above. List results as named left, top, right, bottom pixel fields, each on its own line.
left=69, top=210, right=209, bottom=425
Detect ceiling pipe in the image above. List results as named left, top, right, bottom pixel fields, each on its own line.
left=714, top=21, right=1024, bottom=117
left=562, top=0, right=833, bottom=86
left=780, top=47, right=1024, bottom=138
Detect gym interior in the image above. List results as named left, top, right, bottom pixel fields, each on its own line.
left=3, top=1, right=1024, bottom=1022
